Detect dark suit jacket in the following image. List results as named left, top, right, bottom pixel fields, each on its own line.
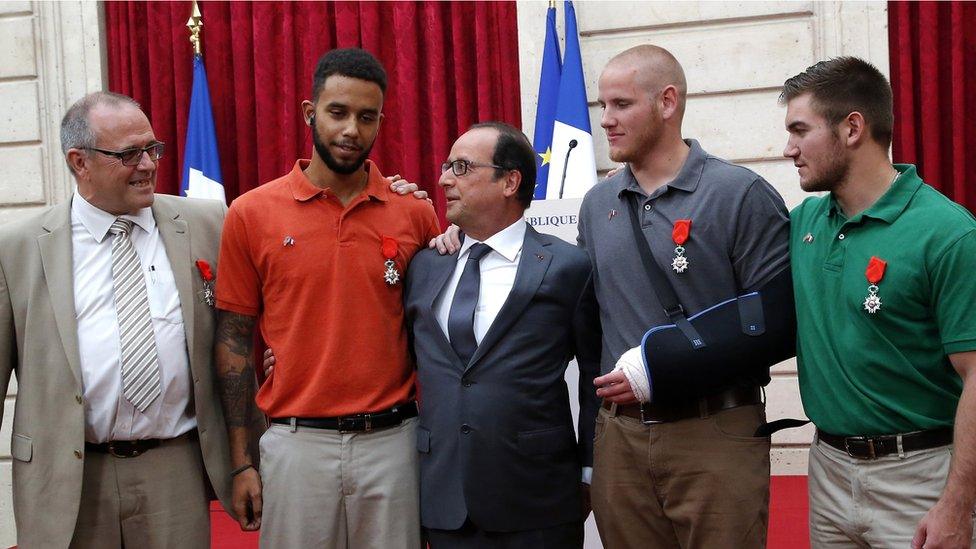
left=404, top=224, right=601, bottom=532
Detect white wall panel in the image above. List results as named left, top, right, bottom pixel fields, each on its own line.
left=0, top=16, right=36, bottom=79
left=574, top=1, right=813, bottom=33
left=0, top=81, right=40, bottom=142
left=0, top=147, right=46, bottom=204
left=0, top=2, right=30, bottom=16
left=581, top=17, right=817, bottom=98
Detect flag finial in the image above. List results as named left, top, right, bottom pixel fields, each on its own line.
left=186, top=1, right=203, bottom=56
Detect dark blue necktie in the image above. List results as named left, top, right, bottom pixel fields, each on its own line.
left=448, top=243, right=493, bottom=364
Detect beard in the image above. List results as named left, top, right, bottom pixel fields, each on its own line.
left=800, top=135, right=850, bottom=193
left=312, top=122, right=373, bottom=175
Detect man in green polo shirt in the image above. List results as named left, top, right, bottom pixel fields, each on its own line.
left=783, top=57, right=976, bottom=548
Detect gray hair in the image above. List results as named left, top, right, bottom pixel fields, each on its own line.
left=60, top=92, right=141, bottom=171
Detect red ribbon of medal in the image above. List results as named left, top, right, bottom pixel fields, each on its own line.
left=671, top=219, right=691, bottom=273
left=862, top=256, right=886, bottom=314
left=381, top=236, right=400, bottom=285
left=195, top=259, right=216, bottom=307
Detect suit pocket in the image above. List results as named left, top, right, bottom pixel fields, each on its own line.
left=517, top=426, right=574, bottom=456
left=11, top=433, right=32, bottom=462
left=417, top=427, right=431, bottom=454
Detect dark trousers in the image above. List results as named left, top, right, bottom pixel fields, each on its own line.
left=425, top=517, right=584, bottom=549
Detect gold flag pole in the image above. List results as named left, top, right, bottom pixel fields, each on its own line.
left=186, top=0, right=203, bottom=56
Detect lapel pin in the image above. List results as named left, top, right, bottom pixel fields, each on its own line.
left=803, top=233, right=814, bottom=243
left=283, top=236, right=295, bottom=247
left=535, top=253, right=545, bottom=261
left=608, top=209, right=617, bottom=220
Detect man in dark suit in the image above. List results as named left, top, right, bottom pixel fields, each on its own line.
left=403, top=122, right=601, bottom=548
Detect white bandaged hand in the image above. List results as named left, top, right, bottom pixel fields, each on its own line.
left=612, top=346, right=651, bottom=403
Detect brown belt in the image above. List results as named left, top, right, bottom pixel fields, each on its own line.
left=602, top=386, right=762, bottom=425
left=817, top=428, right=953, bottom=460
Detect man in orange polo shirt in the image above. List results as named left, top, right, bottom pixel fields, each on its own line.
left=214, top=48, right=440, bottom=548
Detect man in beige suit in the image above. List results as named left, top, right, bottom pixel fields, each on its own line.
left=0, top=91, right=238, bottom=548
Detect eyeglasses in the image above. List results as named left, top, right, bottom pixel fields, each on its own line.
left=83, top=142, right=166, bottom=166
left=440, top=159, right=505, bottom=177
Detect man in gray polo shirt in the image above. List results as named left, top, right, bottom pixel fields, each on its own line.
left=582, top=45, right=790, bottom=548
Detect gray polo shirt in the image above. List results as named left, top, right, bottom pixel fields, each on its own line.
left=578, top=139, right=789, bottom=376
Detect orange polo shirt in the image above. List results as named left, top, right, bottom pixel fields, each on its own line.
left=216, top=159, right=441, bottom=417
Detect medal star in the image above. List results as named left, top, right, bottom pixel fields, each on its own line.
left=863, top=294, right=882, bottom=314
left=671, top=255, right=689, bottom=273
left=384, top=268, right=400, bottom=285
left=539, top=147, right=552, bottom=166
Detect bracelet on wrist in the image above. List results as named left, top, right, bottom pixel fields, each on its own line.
left=231, top=463, right=256, bottom=478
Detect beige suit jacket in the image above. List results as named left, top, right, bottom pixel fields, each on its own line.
left=0, top=194, right=237, bottom=547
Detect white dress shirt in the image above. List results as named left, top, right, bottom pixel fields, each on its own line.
left=434, top=218, right=526, bottom=343
left=71, top=193, right=195, bottom=443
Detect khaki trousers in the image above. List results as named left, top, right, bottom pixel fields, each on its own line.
left=591, top=403, right=770, bottom=549
left=809, top=435, right=975, bottom=548
left=258, top=417, right=420, bottom=549
left=70, top=431, right=210, bottom=549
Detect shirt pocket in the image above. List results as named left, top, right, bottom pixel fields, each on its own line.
left=145, top=265, right=183, bottom=325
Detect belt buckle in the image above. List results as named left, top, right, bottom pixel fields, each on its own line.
left=639, top=403, right=666, bottom=425
left=363, top=413, right=373, bottom=432
left=108, top=442, right=141, bottom=458
left=844, top=436, right=876, bottom=460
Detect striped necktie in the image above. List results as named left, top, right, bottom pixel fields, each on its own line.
left=109, top=218, right=160, bottom=412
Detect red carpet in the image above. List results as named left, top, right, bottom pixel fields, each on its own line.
left=211, top=475, right=809, bottom=548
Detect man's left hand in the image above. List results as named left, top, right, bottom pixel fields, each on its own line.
left=594, top=370, right=638, bottom=405
left=388, top=174, right=429, bottom=201
left=912, top=499, right=975, bottom=549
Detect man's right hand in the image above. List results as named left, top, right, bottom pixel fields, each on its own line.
left=428, top=224, right=461, bottom=255
left=232, top=467, right=263, bottom=531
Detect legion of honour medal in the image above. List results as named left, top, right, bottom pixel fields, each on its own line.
left=671, top=219, right=692, bottom=273
left=863, top=256, right=887, bottom=314
left=381, top=235, right=400, bottom=285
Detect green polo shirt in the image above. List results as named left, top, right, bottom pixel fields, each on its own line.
left=791, top=164, right=976, bottom=436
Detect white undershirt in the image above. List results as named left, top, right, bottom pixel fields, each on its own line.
left=434, top=218, right=526, bottom=343
left=71, top=193, right=195, bottom=443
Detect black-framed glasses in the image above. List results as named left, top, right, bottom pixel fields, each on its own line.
left=83, top=142, right=165, bottom=166
left=440, top=159, right=505, bottom=177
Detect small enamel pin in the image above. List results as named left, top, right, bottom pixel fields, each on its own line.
left=283, top=236, right=295, bottom=247
left=803, top=233, right=814, bottom=243
left=608, top=209, right=617, bottom=221
left=863, top=256, right=887, bottom=314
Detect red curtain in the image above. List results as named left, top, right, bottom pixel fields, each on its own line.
left=889, top=1, right=976, bottom=212
left=103, top=1, right=522, bottom=223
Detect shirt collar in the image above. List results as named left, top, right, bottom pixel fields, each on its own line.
left=72, top=192, right=155, bottom=243
left=615, top=138, right=706, bottom=198
left=459, top=217, right=526, bottom=263
left=288, top=159, right=389, bottom=203
left=826, top=164, right=923, bottom=223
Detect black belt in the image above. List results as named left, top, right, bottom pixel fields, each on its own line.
left=817, top=428, right=953, bottom=460
left=603, top=386, right=761, bottom=425
left=86, top=438, right=161, bottom=458
left=271, top=401, right=418, bottom=433
left=85, top=429, right=196, bottom=458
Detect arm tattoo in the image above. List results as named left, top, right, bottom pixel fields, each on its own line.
left=215, top=311, right=257, bottom=428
